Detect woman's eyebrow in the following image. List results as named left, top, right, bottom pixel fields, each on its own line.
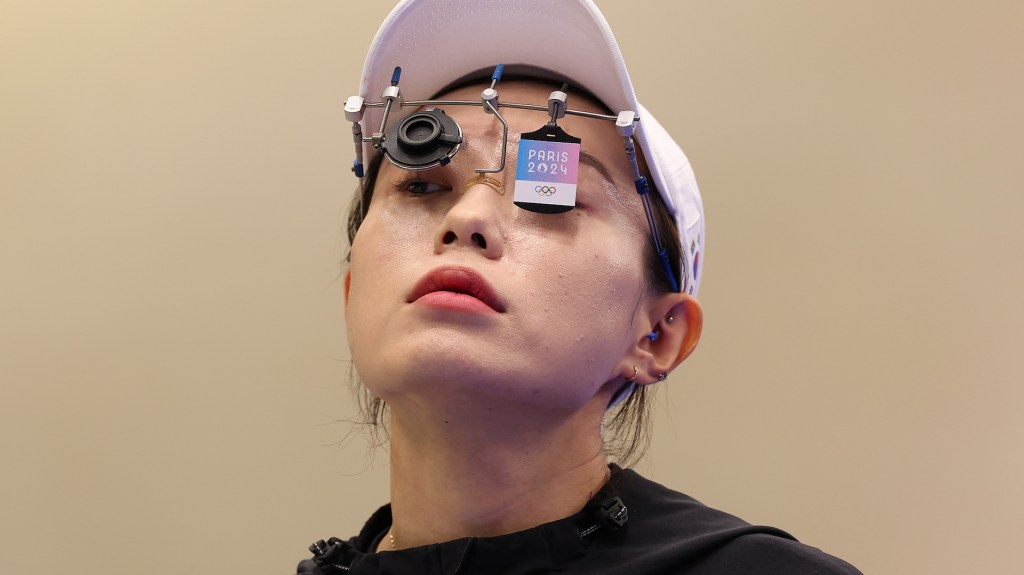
left=579, top=150, right=615, bottom=184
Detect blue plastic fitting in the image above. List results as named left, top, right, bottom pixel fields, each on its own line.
left=634, top=175, right=650, bottom=196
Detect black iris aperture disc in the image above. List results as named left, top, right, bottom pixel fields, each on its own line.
left=382, top=108, right=463, bottom=170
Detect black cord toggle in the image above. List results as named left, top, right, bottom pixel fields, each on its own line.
left=599, top=496, right=629, bottom=531
left=578, top=496, right=630, bottom=543
left=308, top=537, right=354, bottom=573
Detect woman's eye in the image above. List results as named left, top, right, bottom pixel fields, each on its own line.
left=402, top=180, right=447, bottom=196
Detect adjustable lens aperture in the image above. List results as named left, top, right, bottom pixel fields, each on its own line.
left=398, top=116, right=442, bottom=152
left=382, top=108, right=462, bottom=169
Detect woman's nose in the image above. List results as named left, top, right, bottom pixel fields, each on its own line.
left=433, top=183, right=505, bottom=259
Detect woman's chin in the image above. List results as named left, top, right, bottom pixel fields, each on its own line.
left=362, top=364, right=605, bottom=419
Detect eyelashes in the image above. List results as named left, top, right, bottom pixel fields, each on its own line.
left=391, top=176, right=450, bottom=197
left=388, top=174, right=594, bottom=214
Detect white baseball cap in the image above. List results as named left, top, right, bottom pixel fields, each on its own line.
left=354, top=0, right=705, bottom=295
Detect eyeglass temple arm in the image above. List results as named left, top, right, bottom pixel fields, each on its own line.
left=345, top=67, right=404, bottom=179
left=618, top=112, right=681, bottom=293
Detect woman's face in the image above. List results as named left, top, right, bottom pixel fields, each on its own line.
left=346, top=81, right=655, bottom=415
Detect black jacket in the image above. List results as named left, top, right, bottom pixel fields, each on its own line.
left=296, top=466, right=862, bottom=574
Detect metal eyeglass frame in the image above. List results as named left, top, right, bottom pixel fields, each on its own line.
left=344, top=64, right=680, bottom=293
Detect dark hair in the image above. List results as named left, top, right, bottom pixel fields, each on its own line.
left=342, top=88, right=684, bottom=468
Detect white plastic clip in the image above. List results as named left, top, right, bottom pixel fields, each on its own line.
left=481, top=87, right=499, bottom=115
left=548, top=90, right=568, bottom=121
left=381, top=85, right=400, bottom=103
left=344, top=96, right=365, bottom=122
left=615, top=111, right=638, bottom=136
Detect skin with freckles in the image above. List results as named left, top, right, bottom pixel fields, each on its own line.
left=343, top=81, right=702, bottom=550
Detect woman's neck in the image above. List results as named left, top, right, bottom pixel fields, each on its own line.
left=382, top=400, right=611, bottom=551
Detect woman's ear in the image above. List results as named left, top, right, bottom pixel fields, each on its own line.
left=633, top=294, right=703, bottom=385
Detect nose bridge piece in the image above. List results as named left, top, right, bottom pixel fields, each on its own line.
left=464, top=173, right=504, bottom=194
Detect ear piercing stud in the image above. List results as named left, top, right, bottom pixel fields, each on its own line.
left=626, top=365, right=639, bottom=383
left=648, top=317, right=674, bottom=341
left=658, top=372, right=668, bottom=381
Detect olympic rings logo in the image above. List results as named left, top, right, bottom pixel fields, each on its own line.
left=535, top=185, right=557, bottom=196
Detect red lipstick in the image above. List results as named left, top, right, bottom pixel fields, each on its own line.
left=407, top=266, right=506, bottom=314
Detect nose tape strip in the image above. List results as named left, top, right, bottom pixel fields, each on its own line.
left=464, top=173, right=504, bottom=192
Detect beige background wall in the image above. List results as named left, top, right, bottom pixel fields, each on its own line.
left=2, top=1, right=1021, bottom=573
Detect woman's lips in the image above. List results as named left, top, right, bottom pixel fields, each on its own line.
left=407, top=266, right=506, bottom=313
